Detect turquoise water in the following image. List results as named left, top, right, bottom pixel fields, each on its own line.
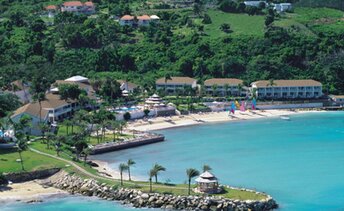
left=0, top=196, right=135, bottom=211
left=3, top=112, right=344, bottom=210
left=93, top=111, right=344, bottom=210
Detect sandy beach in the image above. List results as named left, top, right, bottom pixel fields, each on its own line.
left=128, top=109, right=322, bottom=131
left=0, top=180, right=67, bottom=203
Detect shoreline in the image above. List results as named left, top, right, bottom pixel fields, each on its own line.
left=128, top=109, right=324, bottom=132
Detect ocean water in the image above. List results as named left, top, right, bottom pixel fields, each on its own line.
left=0, top=196, right=135, bottom=211
left=3, top=112, right=344, bottom=210
left=93, top=111, right=344, bottom=210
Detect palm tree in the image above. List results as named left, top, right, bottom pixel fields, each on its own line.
left=127, top=159, right=136, bottom=181
left=202, top=164, right=212, bottom=172
left=152, top=163, right=166, bottom=183
left=119, top=163, right=128, bottom=186
left=211, top=84, right=218, bottom=97
left=16, top=138, right=28, bottom=171
left=46, top=132, right=56, bottom=149
left=224, top=83, right=229, bottom=97
left=82, top=147, right=92, bottom=166
left=148, top=169, right=155, bottom=192
left=186, top=168, right=200, bottom=195
left=32, top=92, right=46, bottom=123
left=63, top=119, right=72, bottom=135
left=237, top=83, right=243, bottom=97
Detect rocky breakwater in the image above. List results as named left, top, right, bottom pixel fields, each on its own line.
left=52, top=174, right=278, bottom=210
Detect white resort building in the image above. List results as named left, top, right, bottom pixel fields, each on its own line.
left=60, top=1, right=95, bottom=15
left=11, top=93, right=79, bottom=135
left=204, top=78, right=244, bottom=96
left=251, top=80, right=323, bottom=99
left=156, top=77, right=197, bottom=94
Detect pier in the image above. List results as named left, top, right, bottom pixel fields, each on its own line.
left=90, top=133, right=165, bottom=155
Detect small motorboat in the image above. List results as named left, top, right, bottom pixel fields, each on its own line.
left=280, top=115, right=290, bottom=120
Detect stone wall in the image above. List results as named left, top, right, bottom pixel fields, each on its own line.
left=4, top=168, right=60, bottom=183
left=51, top=173, right=278, bottom=210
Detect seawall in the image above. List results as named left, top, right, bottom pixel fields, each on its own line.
left=4, top=168, right=60, bottom=183
left=51, top=173, right=278, bottom=211
left=90, top=135, right=164, bottom=155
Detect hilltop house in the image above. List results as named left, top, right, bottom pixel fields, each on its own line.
left=204, top=78, right=244, bottom=96
left=156, top=77, right=197, bottom=94
left=44, top=5, right=58, bottom=17
left=273, top=3, right=292, bottom=12
left=250, top=80, right=323, bottom=99
left=119, top=15, right=135, bottom=26
left=11, top=93, right=79, bottom=135
left=244, top=1, right=267, bottom=7
left=61, top=1, right=95, bottom=15
left=137, top=15, right=151, bottom=26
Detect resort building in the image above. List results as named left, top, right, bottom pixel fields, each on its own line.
left=195, top=171, right=220, bottom=194
left=273, top=3, right=292, bottom=12
left=119, top=15, right=135, bottom=26
left=251, top=80, right=323, bottom=99
left=11, top=93, right=79, bottom=135
left=156, top=77, right=197, bottom=94
left=204, top=78, right=244, bottom=96
left=150, top=15, right=160, bottom=22
left=60, top=1, right=95, bottom=15
left=244, top=1, right=267, bottom=7
left=330, top=95, right=344, bottom=106
left=137, top=15, right=151, bottom=26
left=45, top=5, right=58, bottom=17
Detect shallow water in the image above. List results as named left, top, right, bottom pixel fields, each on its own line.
left=0, top=196, right=135, bottom=211
left=3, top=112, right=344, bottom=210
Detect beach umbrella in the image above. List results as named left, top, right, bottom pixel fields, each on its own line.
left=240, top=101, right=245, bottom=112
left=252, top=98, right=257, bottom=110
left=231, top=102, right=236, bottom=114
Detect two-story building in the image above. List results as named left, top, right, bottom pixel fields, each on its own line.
left=119, top=15, right=135, bottom=26
left=251, top=80, right=323, bottom=99
left=204, top=78, right=244, bottom=96
left=156, top=77, right=197, bottom=94
left=273, top=3, right=292, bottom=12
left=61, top=1, right=95, bottom=15
left=137, top=15, right=151, bottom=26
left=11, top=93, right=78, bottom=135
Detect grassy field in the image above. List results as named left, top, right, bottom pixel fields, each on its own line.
left=275, top=7, right=344, bottom=34
left=0, top=148, right=66, bottom=173
left=203, top=10, right=266, bottom=38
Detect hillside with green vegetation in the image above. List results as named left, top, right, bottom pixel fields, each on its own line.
left=0, top=0, right=343, bottom=110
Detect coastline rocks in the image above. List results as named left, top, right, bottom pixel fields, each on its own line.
left=52, top=174, right=278, bottom=211
left=4, top=168, right=60, bottom=183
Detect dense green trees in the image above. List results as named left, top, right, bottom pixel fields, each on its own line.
left=0, top=1, right=343, bottom=108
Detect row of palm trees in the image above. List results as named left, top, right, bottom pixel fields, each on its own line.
left=118, top=161, right=213, bottom=195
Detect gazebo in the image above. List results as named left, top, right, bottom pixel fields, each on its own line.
left=195, top=171, right=220, bottom=194
left=145, top=94, right=164, bottom=107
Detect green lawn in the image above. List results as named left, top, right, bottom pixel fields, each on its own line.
left=275, top=7, right=344, bottom=34
left=204, top=10, right=265, bottom=38
left=0, top=148, right=66, bottom=173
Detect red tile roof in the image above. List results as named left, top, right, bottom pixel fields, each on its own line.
left=63, top=1, right=83, bottom=7
left=45, top=5, right=57, bottom=10
left=84, top=1, right=94, bottom=6
left=121, top=15, right=134, bottom=20
left=138, top=15, right=151, bottom=20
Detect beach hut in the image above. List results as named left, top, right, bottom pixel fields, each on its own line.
left=195, top=171, right=220, bottom=194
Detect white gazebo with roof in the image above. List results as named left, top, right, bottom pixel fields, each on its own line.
left=195, top=171, right=220, bottom=194
left=145, top=94, right=164, bottom=105
left=65, top=75, right=89, bottom=83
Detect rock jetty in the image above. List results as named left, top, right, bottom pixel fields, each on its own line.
left=51, top=173, right=278, bottom=210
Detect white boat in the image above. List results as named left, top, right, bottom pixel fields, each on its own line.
left=280, top=115, right=290, bottom=120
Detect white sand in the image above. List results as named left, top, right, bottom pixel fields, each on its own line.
left=91, top=160, right=140, bottom=181
left=0, top=180, right=67, bottom=202
left=128, top=109, right=322, bottom=131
